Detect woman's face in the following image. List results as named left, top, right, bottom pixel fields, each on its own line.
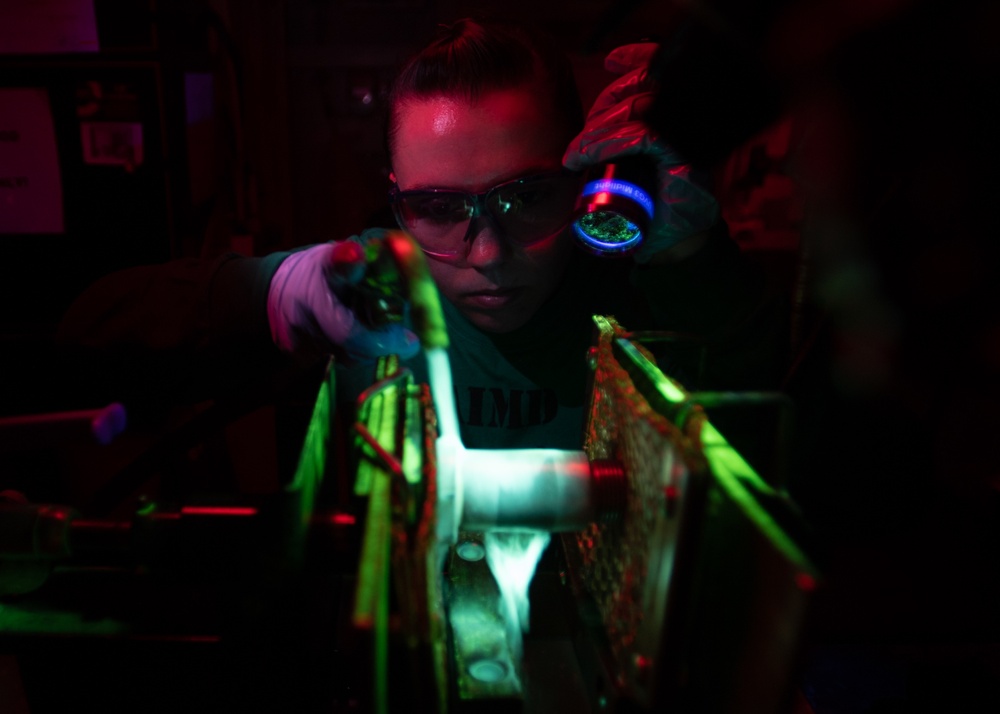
left=390, top=84, right=575, bottom=333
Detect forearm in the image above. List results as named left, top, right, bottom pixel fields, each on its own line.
left=58, top=253, right=282, bottom=350
left=55, top=251, right=293, bottom=404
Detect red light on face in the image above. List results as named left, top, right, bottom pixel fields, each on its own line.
left=180, top=506, right=258, bottom=517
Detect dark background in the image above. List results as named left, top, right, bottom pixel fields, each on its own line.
left=2, top=1, right=999, bottom=713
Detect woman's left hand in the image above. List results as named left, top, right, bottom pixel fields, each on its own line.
left=563, top=43, right=720, bottom=263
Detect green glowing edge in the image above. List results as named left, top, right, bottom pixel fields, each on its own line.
left=0, top=602, right=128, bottom=635
left=384, top=230, right=449, bottom=349
left=352, top=357, right=403, bottom=714
left=613, top=338, right=817, bottom=577
left=286, top=363, right=332, bottom=501
left=697, top=422, right=816, bottom=575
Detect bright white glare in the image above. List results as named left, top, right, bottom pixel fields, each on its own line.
left=485, top=530, right=550, bottom=662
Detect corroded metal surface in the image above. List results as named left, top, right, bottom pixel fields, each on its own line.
left=567, top=316, right=706, bottom=707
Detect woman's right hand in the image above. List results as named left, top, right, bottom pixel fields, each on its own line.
left=267, top=231, right=420, bottom=362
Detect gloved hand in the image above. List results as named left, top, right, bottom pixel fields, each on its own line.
left=563, top=43, right=720, bottom=263
left=267, top=230, right=420, bottom=362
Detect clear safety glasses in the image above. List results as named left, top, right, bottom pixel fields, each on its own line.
left=389, top=171, right=581, bottom=263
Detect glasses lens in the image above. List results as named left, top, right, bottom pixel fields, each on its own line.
left=487, top=174, right=579, bottom=245
left=394, top=192, right=473, bottom=256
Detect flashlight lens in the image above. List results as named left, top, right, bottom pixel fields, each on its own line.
left=572, top=161, right=656, bottom=257
left=573, top=211, right=643, bottom=254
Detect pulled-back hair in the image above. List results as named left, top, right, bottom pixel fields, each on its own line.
left=386, top=17, right=584, bottom=158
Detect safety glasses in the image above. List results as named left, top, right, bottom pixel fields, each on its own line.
left=389, top=170, right=581, bottom=263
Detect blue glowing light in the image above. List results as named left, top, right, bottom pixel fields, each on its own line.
left=572, top=219, right=643, bottom=253
left=580, top=179, right=655, bottom=218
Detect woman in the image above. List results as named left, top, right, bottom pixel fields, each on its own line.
left=61, top=18, right=781, bottom=450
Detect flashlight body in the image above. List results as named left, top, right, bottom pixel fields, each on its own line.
left=572, top=159, right=657, bottom=257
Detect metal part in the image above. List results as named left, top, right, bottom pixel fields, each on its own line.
left=0, top=503, right=76, bottom=560
left=456, top=538, right=485, bottom=562
left=460, top=449, right=594, bottom=531
left=422, top=341, right=630, bottom=710
left=446, top=546, right=524, bottom=702
left=335, top=239, right=407, bottom=330
left=589, top=459, right=628, bottom=524
left=352, top=354, right=447, bottom=714
left=354, top=365, right=414, bottom=481
left=457, top=450, right=627, bottom=532
left=468, top=658, right=509, bottom=683
left=0, top=502, right=78, bottom=597
left=569, top=316, right=705, bottom=711
left=0, top=231, right=816, bottom=713
left=0, top=402, right=127, bottom=451
left=566, top=316, right=819, bottom=713
left=674, top=390, right=795, bottom=489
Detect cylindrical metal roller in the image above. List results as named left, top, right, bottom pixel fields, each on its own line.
left=460, top=449, right=625, bottom=532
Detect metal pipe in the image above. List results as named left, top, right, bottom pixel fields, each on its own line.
left=460, top=449, right=620, bottom=532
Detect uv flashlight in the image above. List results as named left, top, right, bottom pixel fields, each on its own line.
left=572, top=159, right=656, bottom=257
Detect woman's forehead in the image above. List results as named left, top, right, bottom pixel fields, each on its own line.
left=391, top=87, right=568, bottom=190
left=397, top=83, right=560, bottom=127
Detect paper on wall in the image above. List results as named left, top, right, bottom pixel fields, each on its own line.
left=0, top=88, right=65, bottom=234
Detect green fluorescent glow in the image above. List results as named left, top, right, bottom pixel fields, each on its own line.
left=615, top=338, right=687, bottom=403
left=352, top=357, right=403, bottom=714
left=353, top=444, right=393, bottom=629
left=285, top=365, right=333, bottom=566
left=354, top=360, right=411, bottom=494
left=384, top=230, right=449, bottom=349
left=352, top=464, right=391, bottom=714
left=136, top=500, right=157, bottom=518
left=576, top=210, right=641, bottom=245
left=353, top=362, right=396, bottom=626
left=353, top=390, right=382, bottom=496
left=287, top=367, right=332, bottom=498
left=403, top=386, right=422, bottom=487
left=0, top=602, right=128, bottom=635
left=613, top=329, right=817, bottom=577
left=698, top=421, right=816, bottom=574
